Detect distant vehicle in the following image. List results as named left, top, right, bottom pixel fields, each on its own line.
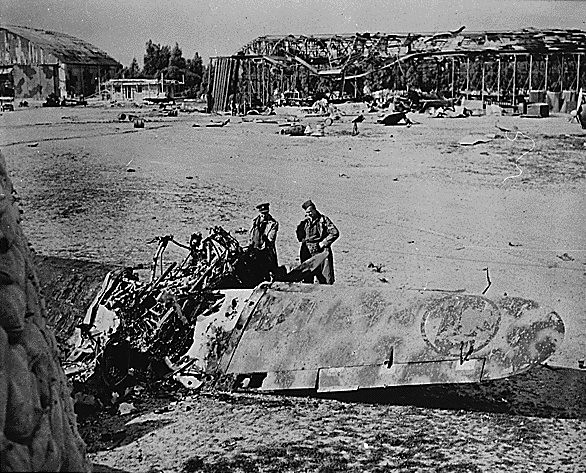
left=0, top=97, right=14, bottom=111
left=42, top=94, right=87, bottom=107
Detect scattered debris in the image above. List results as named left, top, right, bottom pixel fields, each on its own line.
left=495, top=123, right=518, bottom=133
left=352, top=114, right=364, bottom=135
left=377, top=111, right=414, bottom=126
left=280, top=124, right=306, bottom=136
left=311, top=123, right=325, bottom=137
left=206, top=119, right=230, bottom=127
left=118, top=402, right=136, bottom=415
left=482, top=267, right=492, bottom=295
left=406, top=287, right=467, bottom=293
left=557, top=253, right=574, bottom=262
left=368, top=262, right=385, bottom=273
left=522, top=103, right=549, bottom=118
left=253, top=119, right=279, bottom=124
left=459, top=135, right=493, bottom=146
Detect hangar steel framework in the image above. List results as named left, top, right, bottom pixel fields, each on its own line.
left=208, top=29, right=586, bottom=113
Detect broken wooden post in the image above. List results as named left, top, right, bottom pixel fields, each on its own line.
left=577, top=53, right=581, bottom=93
left=451, top=56, right=456, bottom=98
left=466, top=56, right=470, bottom=99
left=513, top=54, right=517, bottom=107
left=545, top=54, right=549, bottom=92
left=481, top=58, right=485, bottom=104
left=497, top=57, right=502, bottom=102
left=529, top=54, right=533, bottom=91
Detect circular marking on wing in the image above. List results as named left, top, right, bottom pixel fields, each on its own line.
left=421, top=295, right=501, bottom=356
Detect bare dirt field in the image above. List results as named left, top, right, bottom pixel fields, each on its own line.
left=1, top=103, right=585, bottom=472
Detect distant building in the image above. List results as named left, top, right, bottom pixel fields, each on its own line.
left=0, top=25, right=120, bottom=100
left=103, top=77, right=182, bottom=103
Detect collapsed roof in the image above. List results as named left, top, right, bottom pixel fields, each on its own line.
left=238, top=29, right=586, bottom=77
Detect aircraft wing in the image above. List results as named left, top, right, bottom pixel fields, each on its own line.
left=212, top=282, right=565, bottom=393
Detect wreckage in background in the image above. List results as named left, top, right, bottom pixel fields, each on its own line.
left=62, top=227, right=567, bottom=397
left=208, top=28, right=586, bottom=116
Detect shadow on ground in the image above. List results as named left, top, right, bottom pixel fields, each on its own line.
left=318, top=365, right=586, bottom=419
left=92, top=464, right=133, bottom=473
left=221, top=365, right=586, bottom=419
left=78, top=396, right=175, bottom=453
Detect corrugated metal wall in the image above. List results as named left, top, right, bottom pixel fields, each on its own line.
left=209, top=57, right=240, bottom=112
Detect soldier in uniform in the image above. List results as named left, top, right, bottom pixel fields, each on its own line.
left=296, top=200, right=340, bottom=284
left=249, top=202, right=279, bottom=277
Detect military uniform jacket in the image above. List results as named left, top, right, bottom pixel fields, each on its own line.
left=296, top=213, right=339, bottom=254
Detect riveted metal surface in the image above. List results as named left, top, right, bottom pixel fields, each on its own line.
left=317, top=359, right=485, bottom=393
left=223, top=283, right=565, bottom=389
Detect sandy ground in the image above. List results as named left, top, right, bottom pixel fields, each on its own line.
left=1, top=103, right=585, bottom=472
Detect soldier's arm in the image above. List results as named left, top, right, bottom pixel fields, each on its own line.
left=319, top=216, right=339, bottom=248
left=248, top=220, right=255, bottom=245
left=296, top=221, right=306, bottom=242
left=265, top=221, right=278, bottom=244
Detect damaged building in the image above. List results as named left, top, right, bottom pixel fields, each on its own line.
left=208, top=29, right=586, bottom=113
left=0, top=24, right=120, bottom=101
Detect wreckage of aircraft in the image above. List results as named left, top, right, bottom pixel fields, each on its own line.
left=59, top=227, right=567, bottom=398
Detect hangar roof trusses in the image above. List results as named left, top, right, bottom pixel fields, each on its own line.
left=237, top=29, right=586, bottom=78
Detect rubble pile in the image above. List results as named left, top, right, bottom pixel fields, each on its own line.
left=0, top=152, right=90, bottom=472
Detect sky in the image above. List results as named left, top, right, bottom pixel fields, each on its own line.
left=2, top=0, right=585, bottom=67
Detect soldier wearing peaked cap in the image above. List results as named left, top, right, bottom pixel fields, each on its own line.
left=296, top=200, right=339, bottom=284
left=249, top=202, right=279, bottom=277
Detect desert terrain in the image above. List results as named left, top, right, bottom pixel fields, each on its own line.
left=1, top=102, right=585, bottom=472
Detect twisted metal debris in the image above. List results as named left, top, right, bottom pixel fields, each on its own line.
left=63, top=226, right=260, bottom=393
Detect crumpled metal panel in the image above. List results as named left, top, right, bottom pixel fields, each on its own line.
left=223, top=283, right=564, bottom=389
